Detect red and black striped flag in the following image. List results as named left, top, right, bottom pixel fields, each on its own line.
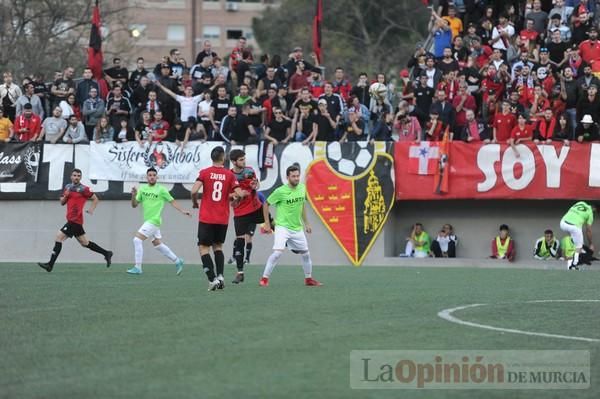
left=88, top=0, right=103, bottom=80
left=312, top=0, right=323, bottom=64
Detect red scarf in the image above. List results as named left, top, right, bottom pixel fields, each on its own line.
left=537, top=117, right=556, bottom=139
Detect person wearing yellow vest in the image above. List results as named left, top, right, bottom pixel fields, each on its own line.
left=404, top=223, right=431, bottom=258
left=533, top=229, right=560, bottom=260
left=491, top=224, right=515, bottom=261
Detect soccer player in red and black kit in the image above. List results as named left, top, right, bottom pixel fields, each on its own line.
left=229, top=149, right=264, bottom=284
left=191, top=147, right=246, bottom=291
left=38, top=169, right=113, bottom=272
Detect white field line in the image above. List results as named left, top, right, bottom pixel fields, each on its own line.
left=437, top=300, right=600, bottom=343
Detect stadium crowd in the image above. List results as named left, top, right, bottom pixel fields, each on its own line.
left=3, top=0, right=600, bottom=147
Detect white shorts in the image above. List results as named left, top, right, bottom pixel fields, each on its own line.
left=560, top=220, right=583, bottom=249
left=273, top=225, right=308, bottom=252
left=138, top=222, right=162, bottom=240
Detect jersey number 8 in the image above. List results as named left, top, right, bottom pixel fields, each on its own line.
left=212, top=181, right=223, bottom=201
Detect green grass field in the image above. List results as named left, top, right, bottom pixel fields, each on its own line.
left=1, top=263, right=599, bottom=399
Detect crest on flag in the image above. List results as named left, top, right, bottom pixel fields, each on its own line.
left=306, top=143, right=394, bottom=266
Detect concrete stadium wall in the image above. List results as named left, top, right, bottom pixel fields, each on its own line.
left=0, top=200, right=596, bottom=268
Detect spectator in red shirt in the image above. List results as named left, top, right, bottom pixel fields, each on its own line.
left=520, top=18, right=540, bottom=53
left=509, top=113, right=533, bottom=157
left=331, top=67, right=352, bottom=101
left=13, top=103, right=42, bottom=141
left=229, top=37, right=252, bottom=79
left=288, top=61, right=311, bottom=98
left=578, top=26, right=600, bottom=66
left=534, top=109, right=556, bottom=144
left=451, top=82, right=476, bottom=135
left=492, top=101, right=516, bottom=143
left=425, top=111, right=445, bottom=141
left=471, top=37, right=493, bottom=69
left=150, top=111, right=170, bottom=142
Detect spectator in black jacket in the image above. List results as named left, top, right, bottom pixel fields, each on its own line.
left=429, top=89, right=456, bottom=129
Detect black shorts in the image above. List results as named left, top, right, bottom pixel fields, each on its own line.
left=234, top=207, right=264, bottom=236
left=197, top=222, right=228, bottom=246
left=60, top=222, right=85, bottom=238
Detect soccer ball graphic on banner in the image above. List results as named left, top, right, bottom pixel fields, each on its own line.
left=325, top=141, right=374, bottom=176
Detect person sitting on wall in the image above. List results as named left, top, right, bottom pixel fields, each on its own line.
left=431, top=224, right=458, bottom=258
left=403, top=223, right=431, bottom=258
left=491, top=224, right=516, bottom=262
left=533, top=229, right=560, bottom=260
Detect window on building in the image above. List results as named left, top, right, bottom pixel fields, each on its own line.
left=226, top=29, right=244, bottom=40
left=167, top=25, right=185, bottom=41
left=203, top=25, right=221, bottom=39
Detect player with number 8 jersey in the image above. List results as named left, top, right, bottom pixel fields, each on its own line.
left=191, top=146, right=244, bottom=291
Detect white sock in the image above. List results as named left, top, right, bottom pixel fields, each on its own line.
left=263, top=251, right=282, bottom=278
left=133, top=237, right=144, bottom=270
left=154, top=243, right=178, bottom=262
left=301, top=252, right=312, bottom=278
left=405, top=241, right=414, bottom=257
left=573, top=251, right=580, bottom=265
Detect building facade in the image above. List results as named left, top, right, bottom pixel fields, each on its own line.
left=107, top=0, right=279, bottom=68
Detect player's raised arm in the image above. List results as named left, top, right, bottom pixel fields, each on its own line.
left=191, top=180, right=203, bottom=208
left=170, top=199, right=191, bottom=217
left=131, top=187, right=139, bottom=208
left=86, top=194, right=99, bottom=215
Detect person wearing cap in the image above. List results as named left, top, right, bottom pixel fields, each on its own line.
left=463, top=23, right=481, bottom=51
left=271, top=84, right=290, bottom=116
left=491, top=224, right=516, bottom=262
left=576, top=114, right=600, bottom=142
left=282, top=47, right=320, bottom=80
left=579, top=26, right=600, bottom=67
left=13, top=103, right=41, bottom=141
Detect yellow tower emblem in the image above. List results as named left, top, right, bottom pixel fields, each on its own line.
left=363, top=170, right=386, bottom=234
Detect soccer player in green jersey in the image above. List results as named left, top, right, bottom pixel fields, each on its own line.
left=559, top=201, right=598, bottom=269
left=127, top=167, right=191, bottom=275
left=259, top=164, right=321, bottom=287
